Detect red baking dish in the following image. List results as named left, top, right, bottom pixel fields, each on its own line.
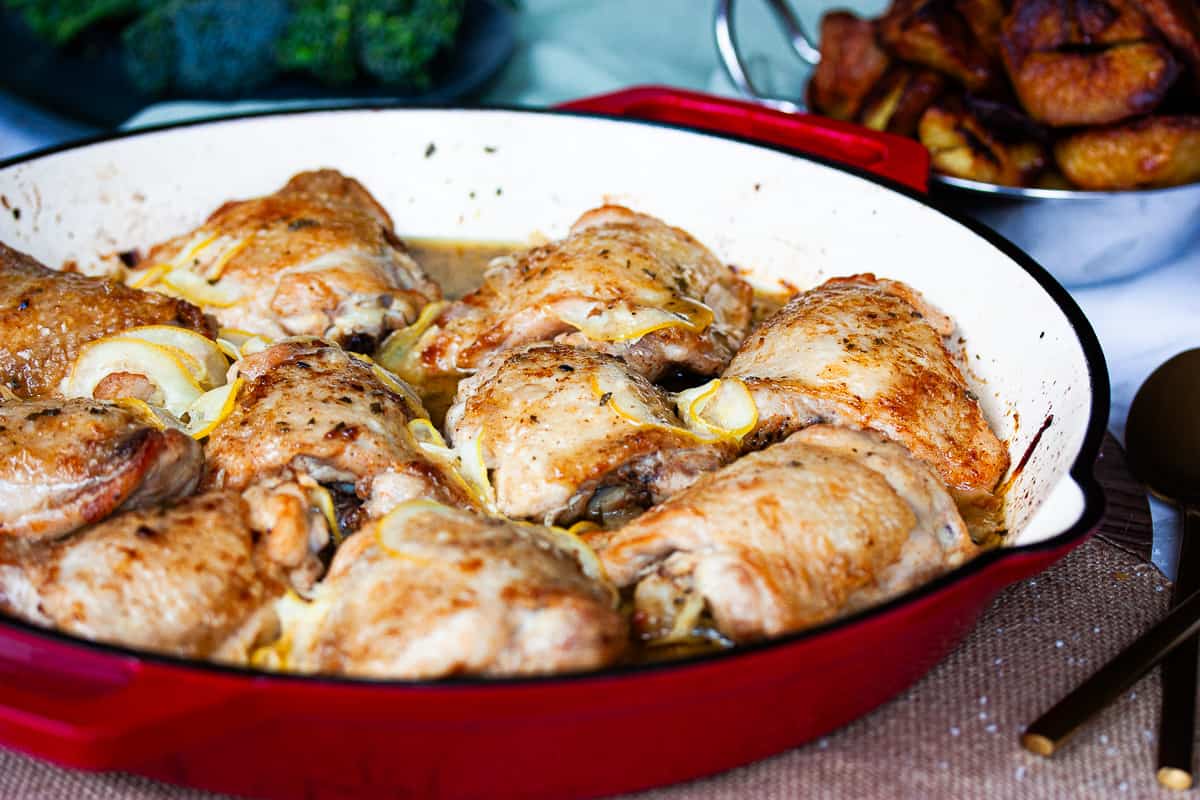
left=0, top=87, right=1108, bottom=799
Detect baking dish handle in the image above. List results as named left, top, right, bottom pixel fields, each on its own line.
left=0, top=648, right=243, bottom=767
left=558, top=85, right=930, bottom=193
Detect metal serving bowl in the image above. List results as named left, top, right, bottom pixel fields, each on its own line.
left=715, top=0, right=1200, bottom=287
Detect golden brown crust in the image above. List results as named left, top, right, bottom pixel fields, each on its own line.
left=858, top=65, right=948, bottom=136
left=281, top=504, right=627, bottom=678
left=1141, top=0, right=1200, bottom=84
left=203, top=339, right=472, bottom=515
left=0, top=243, right=213, bottom=398
left=0, top=491, right=285, bottom=660
left=726, top=274, right=1010, bottom=504
left=954, top=0, right=1006, bottom=58
left=919, top=97, right=1047, bottom=185
left=1001, top=0, right=1180, bottom=126
left=809, top=12, right=892, bottom=120
left=879, top=0, right=997, bottom=90
left=0, top=398, right=202, bottom=541
left=1054, top=114, right=1200, bottom=188
left=1004, top=43, right=1179, bottom=126
left=136, top=169, right=439, bottom=348
left=446, top=343, right=732, bottom=524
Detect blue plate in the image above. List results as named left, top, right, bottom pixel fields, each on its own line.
left=0, top=0, right=516, bottom=128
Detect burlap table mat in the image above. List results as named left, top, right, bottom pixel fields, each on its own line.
left=0, top=535, right=1182, bottom=799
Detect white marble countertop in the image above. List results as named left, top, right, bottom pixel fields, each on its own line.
left=2, top=0, right=1196, bottom=574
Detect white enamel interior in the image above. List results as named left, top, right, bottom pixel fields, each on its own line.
left=0, top=109, right=1097, bottom=546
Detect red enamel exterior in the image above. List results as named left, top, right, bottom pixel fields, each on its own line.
left=0, top=88, right=1106, bottom=799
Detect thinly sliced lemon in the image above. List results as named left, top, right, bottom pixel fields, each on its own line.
left=545, top=525, right=612, bottom=590
left=554, top=296, right=714, bottom=343
left=376, top=300, right=448, bottom=370
left=112, top=395, right=182, bottom=431
left=349, top=353, right=427, bottom=417
left=121, top=325, right=228, bottom=390
left=160, top=267, right=242, bottom=308
left=63, top=337, right=204, bottom=417
left=127, top=263, right=170, bottom=290
left=215, top=339, right=241, bottom=360
left=238, top=335, right=273, bottom=357
left=204, top=237, right=250, bottom=281
left=404, top=419, right=492, bottom=510
left=676, top=378, right=757, bottom=443
left=183, top=377, right=242, bottom=439
left=173, top=232, right=220, bottom=266
left=251, top=589, right=331, bottom=672
left=407, top=418, right=449, bottom=449
left=456, top=433, right=497, bottom=511
left=373, top=498, right=459, bottom=564
left=297, top=478, right=342, bottom=545
left=590, top=372, right=694, bottom=438
left=655, top=590, right=708, bottom=645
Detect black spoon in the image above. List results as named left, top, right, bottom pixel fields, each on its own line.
left=1126, top=349, right=1200, bottom=791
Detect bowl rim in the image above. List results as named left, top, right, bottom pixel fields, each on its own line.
left=934, top=172, right=1200, bottom=200
left=0, top=103, right=1111, bottom=689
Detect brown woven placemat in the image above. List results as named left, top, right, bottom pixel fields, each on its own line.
left=0, top=536, right=1175, bottom=800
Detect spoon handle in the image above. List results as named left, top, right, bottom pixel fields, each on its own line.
left=1159, top=505, right=1200, bottom=791
left=1022, top=570, right=1200, bottom=756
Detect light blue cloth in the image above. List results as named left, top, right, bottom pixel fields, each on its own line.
left=1, top=0, right=1194, bottom=572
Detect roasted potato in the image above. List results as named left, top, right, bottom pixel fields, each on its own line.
left=859, top=66, right=947, bottom=136
left=880, top=0, right=996, bottom=90
left=1001, top=0, right=1181, bottom=125
left=954, top=0, right=1006, bottom=58
left=919, top=97, right=1047, bottom=185
left=1054, top=115, right=1200, bottom=188
left=1004, top=42, right=1179, bottom=126
left=1141, top=0, right=1200, bottom=86
left=809, top=12, right=891, bottom=121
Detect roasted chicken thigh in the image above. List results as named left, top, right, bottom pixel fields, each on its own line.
left=203, top=338, right=472, bottom=524
left=387, top=205, right=753, bottom=415
left=0, top=242, right=213, bottom=398
left=0, top=491, right=284, bottom=660
left=130, top=170, right=439, bottom=349
left=0, top=398, right=202, bottom=541
left=259, top=500, right=626, bottom=678
left=725, top=274, right=1009, bottom=505
left=444, top=343, right=734, bottom=525
left=594, top=425, right=976, bottom=644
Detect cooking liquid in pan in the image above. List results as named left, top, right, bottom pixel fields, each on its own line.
left=406, top=238, right=1009, bottom=659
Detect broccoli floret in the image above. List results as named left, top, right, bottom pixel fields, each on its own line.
left=276, top=0, right=357, bottom=86
left=121, top=5, right=175, bottom=94
left=4, top=0, right=141, bottom=45
left=355, top=0, right=465, bottom=89
left=121, top=0, right=289, bottom=97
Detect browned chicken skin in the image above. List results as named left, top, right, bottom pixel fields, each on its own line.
left=204, top=338, right=472, bottom=522
left=0, top=398, right=202, bottom=541
left=263, top=500, right=626, bottom=678
left=390, top=206, right=753, bottom=414
left=444, top=343, right=733, bottom=525
left=0, top=242, right=214, bottom=398
left=594, top=426, right=976, bottom=644
left=132, top=170, right=440, bottom=350
left=0, top=491, right=284, bottom=660
left=724, top=275, right=1009, bottom=506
